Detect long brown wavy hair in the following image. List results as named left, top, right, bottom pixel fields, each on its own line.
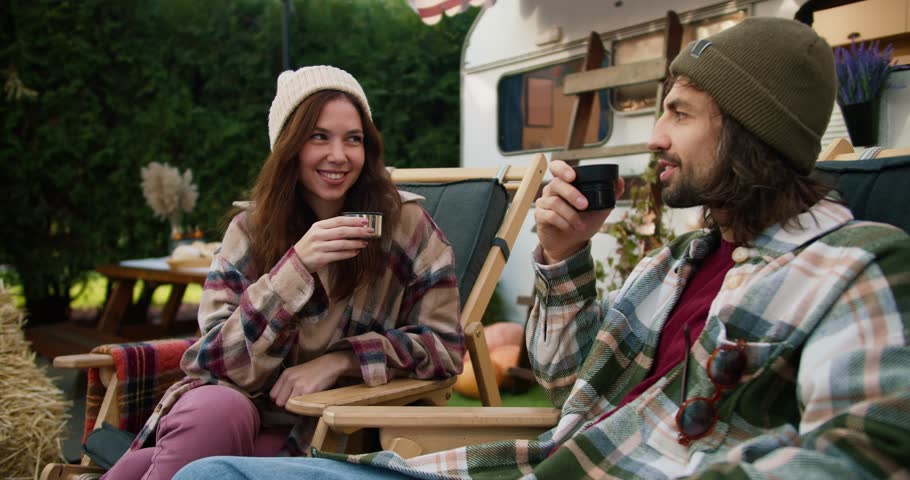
left=665, top=77, right=834, bottom=244
left=236, top=90, right=401, bottom=300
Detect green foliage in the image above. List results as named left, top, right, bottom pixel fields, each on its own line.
left=448, top=383, right=553, bottom=407
left=0, top=0, right=476, bottom=320
left=291, top=0, right=471, bottom=168
left=480, top=284, right=508, bottom=326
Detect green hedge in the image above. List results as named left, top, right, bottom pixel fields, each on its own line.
left=0, top=0, right=476, bottom=322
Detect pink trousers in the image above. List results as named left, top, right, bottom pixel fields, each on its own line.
left=101, top=385, right=289, bottom=480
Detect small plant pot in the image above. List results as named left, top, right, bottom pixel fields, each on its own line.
left=840, top=99, right=880, bottom=147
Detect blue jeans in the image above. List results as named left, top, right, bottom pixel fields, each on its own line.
left=174, top=456, right=414, bottom=480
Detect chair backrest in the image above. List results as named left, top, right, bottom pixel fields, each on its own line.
left=814, top=154, right=910, bottom=233
left=390, top=154, right=547, bottom=406
left=397, top=180, right=508, bottom=307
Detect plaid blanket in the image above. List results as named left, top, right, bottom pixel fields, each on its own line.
left=83, top=337, right=196, bottom=442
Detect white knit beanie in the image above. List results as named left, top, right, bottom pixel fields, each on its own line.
left=267, top=65, right=371, bottom=150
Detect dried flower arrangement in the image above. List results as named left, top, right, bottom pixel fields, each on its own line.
left=140, top=162, right=199, bottom=236
left=4, top=65, right=38, bottom=101
left=834, top=40, right=895, bottom=106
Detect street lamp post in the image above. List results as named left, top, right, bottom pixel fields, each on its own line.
left=281, top=0, right=291, bottom=70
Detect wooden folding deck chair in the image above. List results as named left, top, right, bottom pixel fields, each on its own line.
left=40, top=154, right=547, bottom=480
left=308, top=139, right=910, bottom=459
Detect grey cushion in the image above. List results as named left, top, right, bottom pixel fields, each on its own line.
left=398, top=180, right=508, bottom=306
left=83, top=422, right=134, bottom=469
left=814, top=155, right=910, bottom=233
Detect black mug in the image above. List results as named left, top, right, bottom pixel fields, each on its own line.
left=571, top=164, right=619, bottom=210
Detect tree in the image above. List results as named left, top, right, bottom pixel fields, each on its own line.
left=0, top=0, right=476, bottom=323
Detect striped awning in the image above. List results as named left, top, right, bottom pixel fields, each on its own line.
left=408, top=0, right=496, bottom=25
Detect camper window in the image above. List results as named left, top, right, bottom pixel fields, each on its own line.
left=498, top=58, right=611, bottom=153
left=611, top=10, right=746, bottom=113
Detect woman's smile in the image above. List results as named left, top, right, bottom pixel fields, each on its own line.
left=318, top=170, right=348, bottom=184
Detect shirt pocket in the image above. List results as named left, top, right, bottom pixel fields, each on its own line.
left=637, top=332, right=787, bottom=464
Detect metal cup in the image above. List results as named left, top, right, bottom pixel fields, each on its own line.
left=342, top=212, right=383, bottom=238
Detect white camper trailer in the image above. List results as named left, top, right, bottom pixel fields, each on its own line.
left=459, top=0, right=910, bottom=323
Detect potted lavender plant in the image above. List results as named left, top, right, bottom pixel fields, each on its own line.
left=835, top=39, right=895, bottom=146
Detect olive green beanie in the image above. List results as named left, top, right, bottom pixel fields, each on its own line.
left=670, top=17, right=836, bottom=175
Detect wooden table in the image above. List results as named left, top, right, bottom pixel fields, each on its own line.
left=95, top=258, right=208, bottom=335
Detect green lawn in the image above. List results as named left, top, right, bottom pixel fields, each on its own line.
left=68, top=273, right=203, bottom=309
left=5, top=272, right=203, bottom=310
left=448, top=383, right=553, bottom=408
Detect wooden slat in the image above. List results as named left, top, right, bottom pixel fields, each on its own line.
left=52, top=353, right=115, bottom=369
left=387, top=436, right=424, bottom=458
left=78, top=368, right=119, bottom=467
left=464, top=323, right=500, bottom=407
left=831, top=147, right=910, bottom=160
left=664, top=11, right=683, bottom=73
left=96, top=264, right=207, bottom=284
left=565, top=31, right=607, bottom=151
left=96, top=279, right=136, bottom=334
left=552, top=143, right=650, bottom=162
left=323, top=406, right=561, bottom=429
left=285, top=377, right=456, bottom=416
left=564, top=58, right=667, bottom=95
left=391, top=166, right=531, bottom=190
left=40, top=463, right=106, bottom=480
left=160, top=283, right=187, bottom=332
left=310, top=418, right=342, bottom=453
left=817, top=138, right=910, bottom=162
left=380, top=425, right=550, bottom=457
left=96, top=369, right=119, bottom=422
left=817, top=137, right=855, bottom=161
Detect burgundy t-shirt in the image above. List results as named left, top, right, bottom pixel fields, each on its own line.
left=591, top=239, right=736, bottom=425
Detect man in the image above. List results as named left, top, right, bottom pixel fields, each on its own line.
left=176, top=17, right=910, bottom=480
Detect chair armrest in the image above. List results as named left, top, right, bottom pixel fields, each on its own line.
left=40, top=462, right=106, bottom=480
left=53, top=353, right=114, bottom=369
left=320, top=406, right=560, bottom=457
left=285, top=377, right=457, bottom=416
left=322, top=406, right=560, bottom=429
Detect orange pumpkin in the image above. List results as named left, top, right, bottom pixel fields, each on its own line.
left=454, top=344, right=524, bottom=398
left=453, top=358, right=481, bottom=398
left=483, top=322, right=524, bottom=351
left=461, top=322, right=525, bottom=365
left=454, top=357, right=507, bottom=399
left=489, top=344, right=521, bottom=389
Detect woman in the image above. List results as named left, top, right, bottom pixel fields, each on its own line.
left=103, top=65, right=464, bottom=479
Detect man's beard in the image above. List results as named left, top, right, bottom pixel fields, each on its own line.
left=659, top=152, right=718, bottom=208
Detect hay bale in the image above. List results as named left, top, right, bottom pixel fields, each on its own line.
left=0, top=286, right=70, bottom=479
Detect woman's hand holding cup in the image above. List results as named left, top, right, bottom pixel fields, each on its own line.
left=293, top=216, right=376, bottom=272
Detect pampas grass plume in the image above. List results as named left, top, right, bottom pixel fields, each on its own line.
left=141, top=162, right=198, bottom=225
